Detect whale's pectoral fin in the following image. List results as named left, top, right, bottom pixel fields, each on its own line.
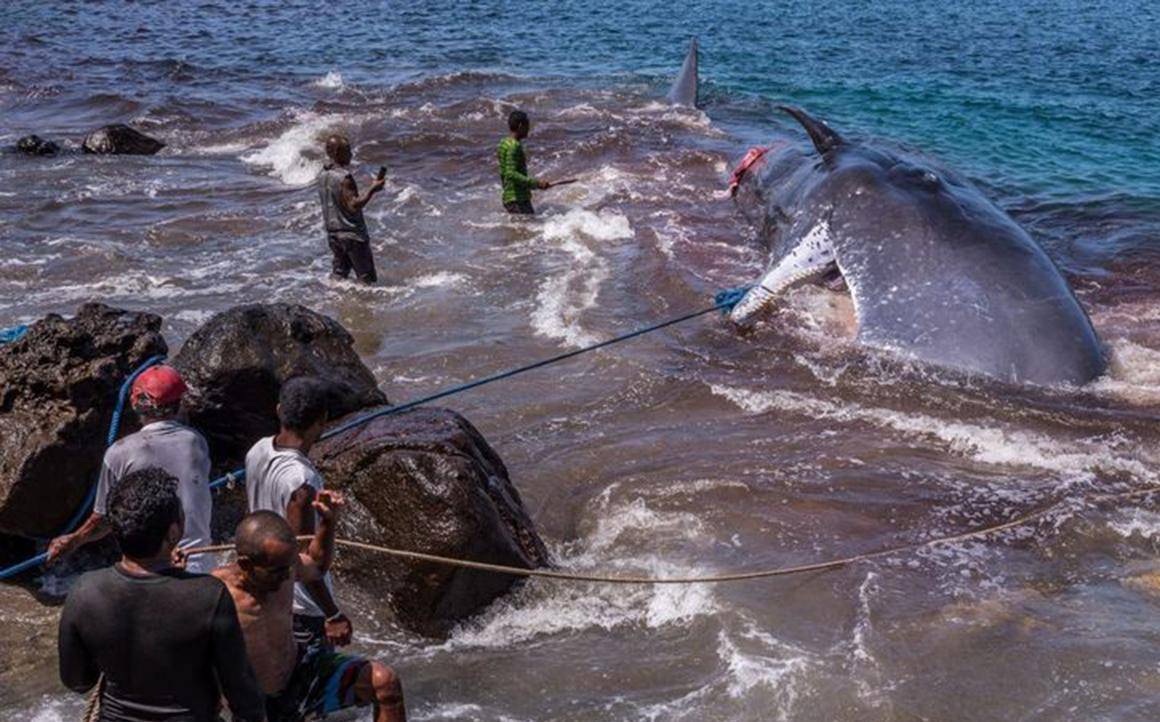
left=729, top=237, right=837, bottom=325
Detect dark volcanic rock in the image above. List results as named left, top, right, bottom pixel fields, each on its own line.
left=173, top=304, right=387, bottom=465
left=311, top=407, right=550, bottom=637
left=81, top=124, right=164, bottom=155
left=0, top=304, right=167, bottom=537
left=14, top=135, right=60, bottom=156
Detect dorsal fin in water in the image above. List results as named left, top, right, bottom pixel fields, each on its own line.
left=778, top=105, right=843, bottom=155
left=667, top=37, right=699, bottom=107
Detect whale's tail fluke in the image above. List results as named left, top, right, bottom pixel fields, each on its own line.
left=667, top=37, right=699, bottom=107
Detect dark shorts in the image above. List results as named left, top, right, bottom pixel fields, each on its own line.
left=327, top=234, right=377, bottom=283
left=265, top=642, right=371, bottom=722
left=504, top=199, right=535, bottom=215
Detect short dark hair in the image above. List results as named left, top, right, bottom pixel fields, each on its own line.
left=277, top=377, right=330, bottom=432
left=325, top=134, right=350, bottom=161
left=235, top=511, right=296, bottom=562
left=107, top=467, right=182, bottom=558
left=508, top=110, right=529, bottom=132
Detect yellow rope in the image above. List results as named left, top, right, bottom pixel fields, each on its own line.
left=82, top=675, right=103, bottom=722
left=183, top=485, right=1158, bottom=585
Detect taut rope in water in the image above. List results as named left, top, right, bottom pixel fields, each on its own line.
left=1, top=296, right=742, bottom=581
left=72, top=484, right=1156, bottom=721
left=183, top=484, right=1158, bottom=585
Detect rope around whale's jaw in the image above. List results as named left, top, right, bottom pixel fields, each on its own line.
left=729, top=261, right=839, bottom=324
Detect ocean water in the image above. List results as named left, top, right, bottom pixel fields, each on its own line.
left=2, top=1, right=1159, bottom=720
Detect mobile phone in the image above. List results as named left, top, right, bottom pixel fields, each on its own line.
left=376, top=166, right=387, bottom=181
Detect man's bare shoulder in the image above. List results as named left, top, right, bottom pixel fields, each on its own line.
left=212, top=562, right=243, bottom=587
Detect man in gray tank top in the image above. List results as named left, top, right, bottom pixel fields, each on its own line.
left=319, top=134, right=385, bottom=284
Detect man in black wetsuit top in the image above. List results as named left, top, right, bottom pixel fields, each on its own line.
left=58, top=467, right=265, bottom=722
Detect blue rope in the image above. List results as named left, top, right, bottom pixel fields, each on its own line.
left=714, top=286, right=751, bottom=315
left=0, top=325, right=29, bottom=344
left=5, top=293, right=746, bottom=579
left=0, top=355, right=166, bottom=580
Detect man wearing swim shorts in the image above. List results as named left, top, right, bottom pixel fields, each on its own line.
left=214, top=493, right=406, bottom=722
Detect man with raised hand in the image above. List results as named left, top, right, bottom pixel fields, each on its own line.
left=245, top=376, right=352, bottom=649
left=319, top=134, right=385, bottom=284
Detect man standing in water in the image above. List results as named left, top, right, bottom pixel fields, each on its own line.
left=59, top=467, right=265, bottom=722
left=245, top=377, right=352, bottom=650
left=47, top=365, right=216, bottom=574
left=214, top=500, right=406, bottom=722
left=498, top=110, right=551, bottom=214
left=319, top=134, right=384, bottom=284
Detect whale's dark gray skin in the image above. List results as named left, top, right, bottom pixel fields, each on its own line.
left=667, top=37, right=699, bottom=107
left=730, top=106, right=1106, bottom=386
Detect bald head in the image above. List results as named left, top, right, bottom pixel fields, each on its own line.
left=235, top=511, right=296, bottom=562
left=325, top=134, right=352, bottom=165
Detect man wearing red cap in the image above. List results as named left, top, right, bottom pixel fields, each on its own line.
left=47, top=365, right=216, bottom=574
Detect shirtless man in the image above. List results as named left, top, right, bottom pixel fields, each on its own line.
left=213, top=493, right=405, bottom=722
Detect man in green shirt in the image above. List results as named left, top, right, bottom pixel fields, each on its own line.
left=498, top=110, right=551, bottom=214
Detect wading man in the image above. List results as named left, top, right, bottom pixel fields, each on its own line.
left=319, top=134, right=385, bottom=284
left=497, top=110, right=553, bottom=215
left=214, top=498, right=406, bottom=722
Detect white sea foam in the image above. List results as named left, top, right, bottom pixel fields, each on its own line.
left=25, top=273, right=249, bottom=306
left=388, top=185, right=442, bottom=216
left=530, top=208, right=633, bottom=348
left=708, top=383, right=1156, bottom=482
left=171, top=309, right=216, bottom=325
left=1089, top=338, right=1160, bottom=405
left=410, top=271, right=467, bottom=289
left=242, top=110, right=343, bottom=186
left=1108, top=508, right=1160, bottom=541
left=439, top=492, right=718, bottom=651
left=719, top=623, right=813, bottom=718
left=313, top=71, right=345, bottom=89
left=22, top=695, right=84, bottom=721
left=190, top=140, right=253, bottom=156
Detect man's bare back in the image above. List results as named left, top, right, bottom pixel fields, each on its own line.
left=213, top=562, right=298, bottom=695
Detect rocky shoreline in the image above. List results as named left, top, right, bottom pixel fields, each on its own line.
left=0, top=302, right=547, bottom=636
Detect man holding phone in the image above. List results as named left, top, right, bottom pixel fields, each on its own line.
left=318, top=134, right=384, bottom=284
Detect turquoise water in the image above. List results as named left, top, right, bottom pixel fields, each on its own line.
left=6, top=0, right=1158, bottom=201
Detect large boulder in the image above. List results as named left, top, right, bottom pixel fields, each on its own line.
left=0, top=304, right=167, bottom=537
left=81, top=124, right=164, bottom=155
left=173, top=304, right=387, bottom=465
left=310, top=407, right=550, bottom=637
